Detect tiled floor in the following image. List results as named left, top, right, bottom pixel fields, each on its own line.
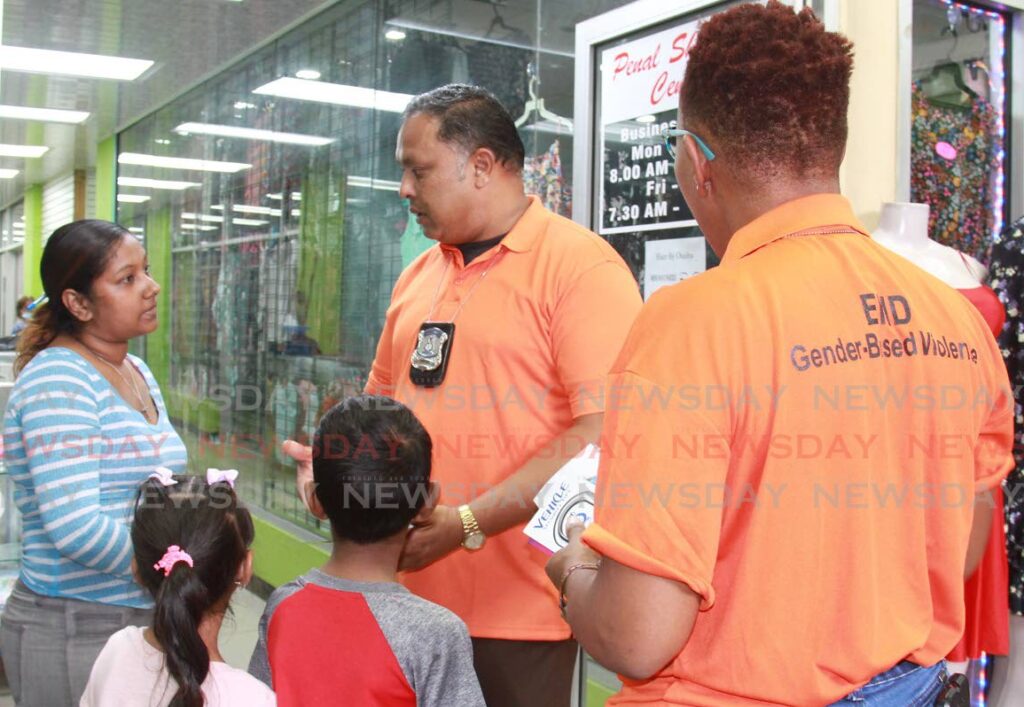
left=0, top=588, right=267, bottom=706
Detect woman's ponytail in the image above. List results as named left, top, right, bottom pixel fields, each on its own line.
left=14, top=302, right=60, bottom=375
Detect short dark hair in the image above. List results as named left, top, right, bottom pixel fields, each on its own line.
left=313, top=395, right=432, bottom=544
left=680, top=0, right=854, bottom=178
left=403, top=84, right=526, bottom=171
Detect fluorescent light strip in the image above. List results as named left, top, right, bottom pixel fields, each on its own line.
left=0, top=45, right=154, bottom=80
left=385, top=18, right=574, bottom=59
left=180, top=224, right=219, bottom=232
left=118, top=176, right=200, bottom=190
left=0, top=144, right=48, bottom=158
left=347, top=176, right=401, bottom=192
left=0, top=169, right=19, bottom=179
left=117, top=194, right=151, bottom=203
left=174, top=122, right=333, bottom=147
left=211, top=204, right=282, bottom=216
left=128, top=227, right=145, bottom=234
left=232, top=218, right=268, bottom=226
left=0, top=104, right=89, bottom=124
left=119, top=152, right=250, bottom=173
left=182, top=213, right=224, bottom=223
left=253, top=77, right=412, bottom=113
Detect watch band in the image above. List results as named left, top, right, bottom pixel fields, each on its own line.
left=458, top=504, right=484, bottom=548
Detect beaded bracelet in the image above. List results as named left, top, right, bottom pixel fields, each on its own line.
left=559, top=561, right=601, bottom=618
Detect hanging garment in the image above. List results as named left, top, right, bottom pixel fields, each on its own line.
left=910, top=82, right=1000, bottom=261
left=401, top=210, right=434, bottom=267
left=989, top=216, right=1024, bottom=616
left=948, top=267, right=1010, bottom=661
left=522, top=140, right=572, bottom=218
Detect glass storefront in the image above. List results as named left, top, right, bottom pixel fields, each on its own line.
left=0, top=200, right=26, bottom=337
left=115, top=0, right=636, bottom=534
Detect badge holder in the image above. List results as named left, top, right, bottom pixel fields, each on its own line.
left=409, top=322, right=456, bottom=388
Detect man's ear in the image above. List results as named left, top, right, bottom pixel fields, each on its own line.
left=468, top=148, right=497, bottom=188
left=307, top=483, right=329, bottom=521
left=411, top=481, right=440, bottom=524
left=62, top=288, right=94, bottom=323
left=682, top=135, right=714, bottom=197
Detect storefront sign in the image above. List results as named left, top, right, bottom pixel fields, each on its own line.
left=643, top=237, right=706, bottom=300
left=598, top=18, right=702, bottom=236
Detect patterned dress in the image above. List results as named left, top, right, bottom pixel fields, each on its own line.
left=988, top=216, right=1024, bottom=615
left=910, top=82, right=1000, bottom=261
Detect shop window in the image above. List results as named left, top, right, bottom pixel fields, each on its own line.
left=115, top=0, right=634, bottom=534
left=911, top=0, right=1011, bottom=261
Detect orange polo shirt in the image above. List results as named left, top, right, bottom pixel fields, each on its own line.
left=367, top=196, right=641, bottom=639
left=584, top=194, right=1015, bottom=705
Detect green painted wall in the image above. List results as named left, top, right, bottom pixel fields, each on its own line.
left=95, top=137, right=117, bottom=221
left=251, top=516, right=331, bottom=589
left=145, top=206, right=172, bottom=391
left=22, top=185, right=43, bottom=297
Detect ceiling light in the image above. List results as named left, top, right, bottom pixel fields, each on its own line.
left=210, top=204, right=282, bottom=216
left=0, top=104, right=89, bottom=124
left=253, top=77, right=412, bottom=113
left=295, top=69, right=321, bottom=80
left=181, top=213, right=224, bottom=223
left=0, top=144, right=48, bottom=158
left=266, top=193, right=282, bottom=200
left=174, top=122, right=333, bottom=146
left=118, top=176, right=200, bottom=190
left=347, top=175, right=400, bottom=191
left=128, top=227, right=145, bottom=234
left=180, top=224, right=219, bottom=232
left=0, top=45, right=153, bottom=80
left=154, top=138, right=171, bottom=145
left=635, top=115, right=656, bottom=124
left=0, top=169, right=19, bottom=179
left=234, top=101, right=256, bottom=110
left=385, top=30, right=407, bottom=41
left=119, top=153, right=250, bottom=173
left=232, top=218, right=269, bottom=226
left=117, top=194, right=151, bottom=203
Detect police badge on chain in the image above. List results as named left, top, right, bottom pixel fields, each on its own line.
left=409, top=322, right=456, bottom=388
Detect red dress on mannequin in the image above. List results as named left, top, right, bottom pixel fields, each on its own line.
left=948, top=276, right=1010, bottom=661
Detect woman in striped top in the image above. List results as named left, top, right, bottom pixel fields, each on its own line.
left=1, top=220, right=188, bottom=706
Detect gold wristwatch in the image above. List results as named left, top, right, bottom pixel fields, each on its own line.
left=457, top=504, right=486, bottom=551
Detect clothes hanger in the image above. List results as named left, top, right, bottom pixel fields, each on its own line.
left=921, top=25, right=977, bottom=110
left=515, top=63, right=573, bottom=131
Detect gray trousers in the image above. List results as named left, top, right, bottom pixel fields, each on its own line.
left=0, top=580, right=151, bottom=707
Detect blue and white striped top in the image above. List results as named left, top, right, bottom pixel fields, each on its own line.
left=2, top=347, right=187, bottom=607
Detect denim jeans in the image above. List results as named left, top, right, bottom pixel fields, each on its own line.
left=829, top=660, right=949, bottom=706
left=0, top=580, right=151, bottom=707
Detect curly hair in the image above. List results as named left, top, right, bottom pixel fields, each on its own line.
left=680, top=0, right=854, bottom=179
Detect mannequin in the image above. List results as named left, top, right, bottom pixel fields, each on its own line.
left=874, top=201, right=1010, bottom=702
left=872, top=202, right=988, bottom=286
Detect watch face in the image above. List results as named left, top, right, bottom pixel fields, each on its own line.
left=464, top=532, right=486, bottom=551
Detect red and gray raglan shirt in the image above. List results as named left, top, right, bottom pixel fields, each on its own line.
left=248, top=569, right=485, bottom=706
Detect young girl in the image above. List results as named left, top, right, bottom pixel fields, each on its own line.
left=81, top=473, right=275, bottom=706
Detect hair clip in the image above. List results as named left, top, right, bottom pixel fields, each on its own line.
left=25, top=294, right=48, bottom=312
left=206, top=468, right=239, bottom=488
left=154, top=545, right=193, bottom=576
left=148, top=467, right=178, bottom=486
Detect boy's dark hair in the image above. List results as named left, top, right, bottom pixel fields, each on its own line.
left=132, top=476, right=254, bottom=707
left=313, top=395, right=432, bottom=544
left=403, top=83, right=526, bottom=171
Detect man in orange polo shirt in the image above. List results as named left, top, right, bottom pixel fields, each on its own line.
left=292, top=84, right=641, bottom=706
left=547, top=3, right=1014, bottom=705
